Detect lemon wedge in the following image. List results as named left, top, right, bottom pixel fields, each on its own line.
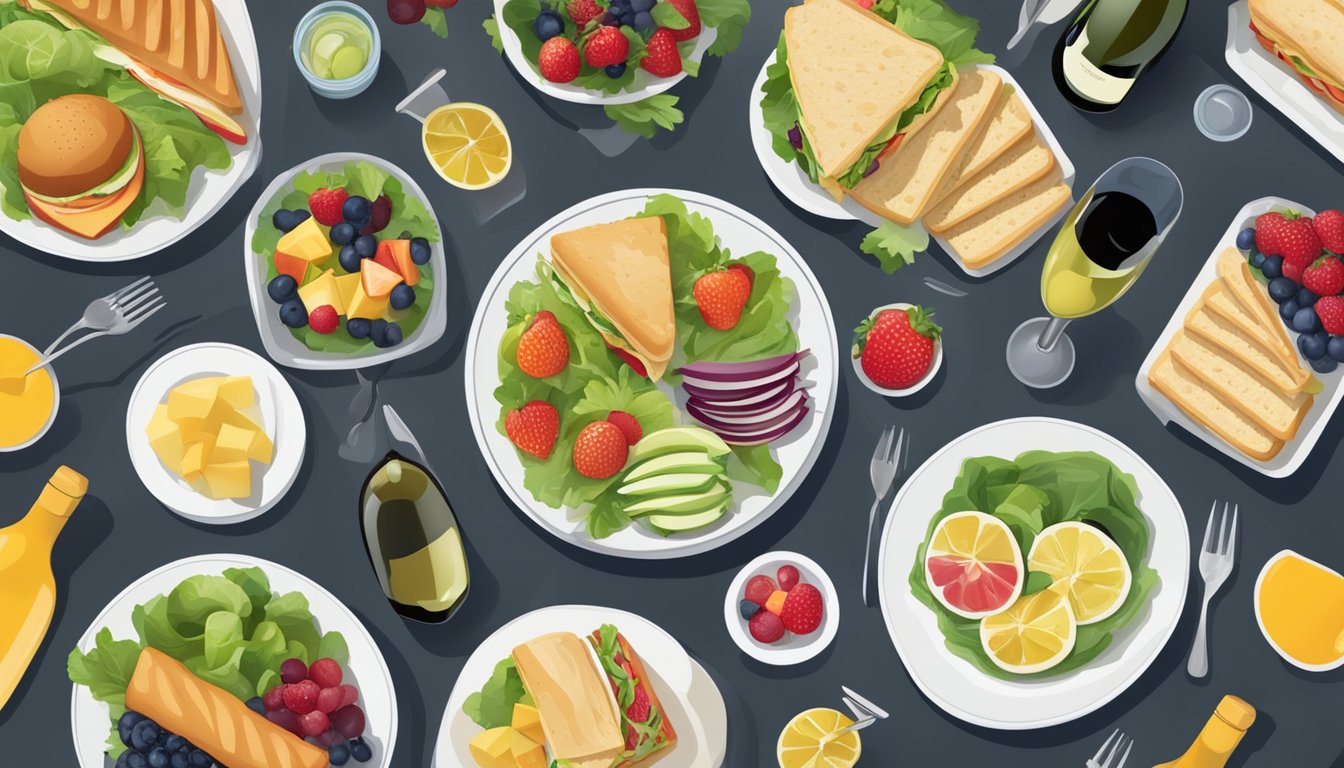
left=1028, top=521, right=1133, bottom=625
left=421, top=103, right=512, bottom=190
left=776, top=708, right=862, bottom=768
left=980, top=585, right=1077, bottom=674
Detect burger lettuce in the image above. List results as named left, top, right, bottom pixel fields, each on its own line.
left=0, top=4, right=230, bottom=228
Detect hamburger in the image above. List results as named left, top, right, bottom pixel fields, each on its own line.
left=17, top=94, right=145, bottom=240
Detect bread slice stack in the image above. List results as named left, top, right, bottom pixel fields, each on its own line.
left=1149, top=249, right=1313, bottom=461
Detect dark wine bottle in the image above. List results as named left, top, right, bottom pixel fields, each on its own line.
left=1052, top=0, right=1188, bottom=113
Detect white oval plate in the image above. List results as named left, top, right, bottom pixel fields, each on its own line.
left=433, top=604, right=726, bottom=768
left=492, top=0, right=715, bottom=106
left=125, top=343, right=305, bottom=525
left=851, top=303, right=944, bottom=397
left=0, top=0, right=262, bottom=262
left=722, top=551, right=839, bottom=666
left=1254, top=549, right=1344, bottom=672
left=877, top=417, right=1189, bottom=730
left=71, top=554, right=397, bottom=767
left=464, top=188, right=838, bottom=559
left=243, top=152, right=448, bottom=371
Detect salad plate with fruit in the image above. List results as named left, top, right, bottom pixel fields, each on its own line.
left=244, top=153, right=447, bottom=370
left=877, top=418, right=1188, bottom=730
left=464, top=189, right=837, bottom=559
left=69, top=555, right=396, bottom=767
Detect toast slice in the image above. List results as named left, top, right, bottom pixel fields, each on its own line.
left=1168, top=331, right=1310, bottom=440
left=1203, top=286, right=1302, bottom=375
left=849, top=69, right=1002, bottom=224
left=1184, top=286, right=1310, bottom=393
left=923, top=135, right=1056, bottom=233
left=927, top=87, right=1035, bottom=206
left=1148, top=351, right=1283, bottom=461
left=1215, top=249, right=1299, bottom=367
left=939, top=169, right=1072, bottom=270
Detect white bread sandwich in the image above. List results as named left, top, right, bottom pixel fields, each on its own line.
left=930, top=87, right=1035, bottom=202
left=1248, top=0, right=1344, bottom=116
left=938, top=169, right=1072, bottom=270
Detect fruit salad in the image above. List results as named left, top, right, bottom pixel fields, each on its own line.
left=738, top=563, right=825, bottom=645
left=256, top=656, right=374, bottom=765
left=251, top=160, right=439, bottom=354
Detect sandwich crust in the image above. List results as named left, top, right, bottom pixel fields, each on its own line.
left=1249, top=0, right=1344, bottom=92
left=17, top=94, right=135, bottom=199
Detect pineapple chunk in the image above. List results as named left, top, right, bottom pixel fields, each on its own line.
left=166, top=377, right=221, bottom=421
left=299, top=269, right=346, bottom=315
left=277, top=218, right=335, bottom=263
left=201, top=460, right=252, bottom=500
left=508, top=731, right=546, bottom=768
left=346, top=281, right=389, bottom=320
left=216, top=376, right=255, bottom=410
left=180, top=441, right=211, bottom=483
left=145, top=404, right=184, bottom=470
left=468, top=727, right=513, bottom=768
left=334, top=273, right=361, bottom=315
left=511, top=703, right=544, bottom=746
left=212, top=423, right=256, bottom=463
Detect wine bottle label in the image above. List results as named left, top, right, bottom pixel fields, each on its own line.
left=1062, top=25, right=1136, bottom=106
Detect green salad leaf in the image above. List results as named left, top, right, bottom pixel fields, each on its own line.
left=860, top=221, right=929, bottom=274
left=484, top=17, right=504, bottom=53
left=422, top=7, right=449, bottom=38
left=697, top=0, right=751, bottom=56
left=907, top=452, right=1160, bottom=680
left=464, top=658, right=527, bottom=730
left=605, top=95, right=684, bottom=138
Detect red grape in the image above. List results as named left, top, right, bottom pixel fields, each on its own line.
left=308, top=658, right=343, bottom=689
left=279, top=658, right=308, bottom=685
left=267, top=708, right=301, bottom=736
left=338, top=684, right=360, bottom=708
left=744, top=575, right=776, bottom=606
left=262, top=685, right=286, bottom=712
left=316, top=686, right=345, bottom=714
left=331, top=705, right=366, bottom=739
left=299, top=710, right=331, bottom=738
left=777, top=565, right=801, bottom=592
left=387, top=0, right=425, bottom=24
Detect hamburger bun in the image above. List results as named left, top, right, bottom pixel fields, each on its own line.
left=18, top=94, right=136, bottom=199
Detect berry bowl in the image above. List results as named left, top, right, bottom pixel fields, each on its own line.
left=723, top=550, right=839, bottom=666
left=852, top=303, right=944, bottom=398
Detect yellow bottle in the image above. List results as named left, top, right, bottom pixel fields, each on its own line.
left=0, top=466, right=88, bottom=711
left=1153, top=695, right=1256, bottom=768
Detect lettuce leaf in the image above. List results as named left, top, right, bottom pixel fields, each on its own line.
left=860, top=220, right=929, bottom=274
left=464, top=658, right=527, bottom=730
left=696, top=0, right=751, bottom=56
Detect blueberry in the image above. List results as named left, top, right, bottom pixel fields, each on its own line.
left=1268, top=277, right=1298, bottom=303
left=343, top=196, right=371, bottom=224
left=148, top=748, right=170, bottom=768
left=1312, top=355, right=1338, bottom=373
left=1262, top=255, right=1284, bottom=279
left=378, top=322, right=404, bottom=347
left=127, top=753, right=148, bottom=768
left=738, top=599, right=759, bottom=620
left=601, top=12, right=620, bottom=25
left=609, top=0, right=628, bottom=11
left=339, top=244, right=362, bottom=274
left=354, top=235, right=378, bottom=259
left=409, top=237, right=431, bottom=265
left=330, top=221, right=357, bottom=246
left=131, top=720, right=161, bottom=752
left=119, top=711, right=146, bottom=746
left=1280, top=299, right=1300, bottom=323
left=171, top=754, right=189, bottom=768
left=1329, top=336, right=1344, bottom=362
left=389, top=283, right=415, bottom=311
left=293, top=209, right=312, bottom=226
left=619, top=9, right=635, bottom=25
left=633, top=10, right=654, bottom=30
left=268, top=274, right=298, bottom=304
left=117, top=752, right=133, bottom=768
left=1236, top=227, right=1257, bottom=251
left=280, top=299, right=308, bottom=328
left=272, top=209, right=299, bottom=233
left=189, top=751, right=212, bottom=768
left=164, top=736, right=187, bottom=753
left=329, top=743, right=352, bottom=766
left=350, top=738, right=373, bottom=762
left=605, top=62, right=628, bottom=79
left=1251, top=251, right=1266, bottom=268
left=368, top=319, right=389, bottom=346
left=1298, top=287, right=1319, bottom=306
left=532, top=9, right=564, bottom=40
left=245, top=697, right=266, bottom=716
left=630, top=0, right=654, bottom=10
left=1299, top=331, right=1328, bottom=360
left=347, top=318, right=372, bottom=339
left=1294, top=306, right=1322, bottom=333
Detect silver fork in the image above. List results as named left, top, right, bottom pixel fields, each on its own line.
left=1086, top=729, right=1133, bottom=768
left=23, top=278, right=166, bottom=376
left=1187, top=500, right=1238, bottom=679
left=862, top=426, right=905, bottom=607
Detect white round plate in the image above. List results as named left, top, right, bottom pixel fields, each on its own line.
left=0, top=0, right=262, bottom=262
left=243, top=152, right=448, bottom=371
left=71, top=554, right=397, bottom=767
left=464, top=188, right=838, bottom=559
left=433, top=605, right=727, bottom=768
left=1253, top=550, right=1344, bottom=673
left=851, top=303, right=944, bottom=397
left=877, top=417, right=1189, bottom=730
left=491, top=0, right=715, bottom=106
left=125, top=343, right=305, bottom=525
left=723, top=551, right=839, bottom=666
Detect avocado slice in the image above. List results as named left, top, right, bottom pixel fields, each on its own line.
left=618, top=472, right=722, bottom=497
left=624, top=484, right=731, bottom=517
left=647, top=500, right=730, bottom=534
left=622, top=451, right=724, bottom=483
left=628, top=427, right=730, bottom=464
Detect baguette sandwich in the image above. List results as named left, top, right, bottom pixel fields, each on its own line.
left=1248, top=0, right=1344, bottom=116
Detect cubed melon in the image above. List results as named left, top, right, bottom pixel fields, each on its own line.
left=387, top=239, right=419, bottom=287
left=468, top=727, right=514, bottom=768
left=167, top=377, right=221, bottom=421
left=145, top=404, right=184, bottom=470
left=180, top=441, right=211, bottom=483
left=299, top=269, right=345, bottom=315
left=201, top=460, right=252, bottom=500
left=212, top=422, right=255, bottom=463
left=361, top=259, right=403, bottom=298
left=334, top=273, right=361, bottom=314
left=347, top=281, right=390, bottom=320
left=510, top=703, right=544, bottom=746
left=277, top=218, right=334, bottom=263
left=219, top=410, right=273, bottom=464
left=216, top=376, right=255, bottom=410
left=274, top=250, right=312, bottom=285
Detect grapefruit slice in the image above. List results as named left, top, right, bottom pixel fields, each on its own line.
left=923, top=511, right=1024, bottom=619
left=980, top=586, right=1078, bottom=674
left=1028, top=522, right=1133, bottom=625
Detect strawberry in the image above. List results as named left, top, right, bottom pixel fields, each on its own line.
left=1255, top=212, right=1288, bottom=256
left=572, top=421, right=628, bottom=479
left=567, top=0, right=603, bottom=27
left=1278, top=217, right=1324, bottom=269
left=282, top=680, right=320, bottom=715
left=853, top=306, right=941, bottom=390
left=1284, top=259, right=1306, bottom=283
left=1317, top=296, right=1344, bottom=335
left=640, top=28, right=682, bottom=78
left=516, top=310, right=570, bottom=378
left=308, top=188, right=349, bottom=227
left=693, top=267, right=752, bottom=330
left=607, top=342, right=648, bottom=377
left=1304, top=256, right=1344, bottom=297
left=308, top=305, right=339, bottom=334
left=727, top=262, right=755, bottom=288
left=505, top=400, right=560, bottom=459
left=607, top=410, right=643, bottom=445
left=1314, top=209, right=1344, bottom=253
left=584, top=26, right=629, bottom=69
left=625, top=685, right=651, bottom=724
left=664, top=0, right=701, bottom=41
left=779, top=583, right=824, bottom=635
left=538, top=37, right=581, bottom=84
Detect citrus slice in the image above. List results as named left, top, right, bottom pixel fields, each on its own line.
left=1028, top=521, right=1133, bottom=625
left=421, top=103, right=512, bottom=190
left=979, top=585, right=1078, bottom=674
left=776, top=708, right=862, bottom=768
left=923, top=511, right=1024, bottom=619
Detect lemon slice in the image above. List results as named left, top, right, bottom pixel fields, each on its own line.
left=421, top=103, right=512, bottom=190
left=1028, top=521, right=1133, bottom=625
left=979, top=586, right=1077, bottom=674
left=924, top=511, right=1024, bottom=619
left=776, top=708, right=862, bottom=768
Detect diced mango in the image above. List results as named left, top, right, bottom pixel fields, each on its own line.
left=201, top=460, right=252, bottom=500
left=216, top=376, right=255, bottom=410
left=334, top=273, right=361, bottom=314
left=146, top=404, right=184, bottom=470
left=468, top=727, right=514, bottom=768
left=373, top=240, right=401, bottom=276
left=299, top=269, right=345, bottom=315
left=166, top=377, right=221, bottom=421
left=277, top=218, right=335, bottom=263
left=346, top=281, right=389, bottom=320
left=508, top=730, right=545, bottom=768
left=511, top=703, right=544, bottom=746
left=274, top=250, right=313, bottom=285
left=361, top=258, right=403, bottom=298
left=180, top=441, right=211, bottom=483
left=387, top=239, right=419, bottom=286
left=212, top=422, right=256, bottom=463
left=248, top=427, right=275, bottom=464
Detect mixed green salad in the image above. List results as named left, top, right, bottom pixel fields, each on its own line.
left=0, top=3, right=232, bottom=228
left=908, top=451, right=1160, bottom=680
left=68, top=567, right=347, bottom=757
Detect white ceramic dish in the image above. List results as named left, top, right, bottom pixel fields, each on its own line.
left=1134, top=196, right=1339, bottom=478
left=433, top=604, right=727, bottom=768
left=1253, top=549, right=1344, bottom=672
left=877, top=417, right=1189, bottom=730
left=125, top=343, right=305, bottom=525
left=0, top=334, right=59, bottom=453
left=1226, top=1, right=1344, bottom=165
left=851, top=303, right=944, bottom=397
left=70, top=554, right=397, bottom=767
left=243, top=153, right=448, bottom=371
left=748, top=61, right=1074, bottom=277
left=464, top=188, right=838, bottom=559
left=0, top=0, right=262, bottom=262
left=492, top=0, right=715, bottom=106
left=722, top=551, right=839, bottom=666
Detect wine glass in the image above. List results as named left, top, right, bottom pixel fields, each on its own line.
left=1006, top=157, right=1183, bottom=388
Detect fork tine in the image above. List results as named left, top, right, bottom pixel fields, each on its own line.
left=1224, top=503, right=1239, bottom=557
left=890, top=427, right=904, bottom=465
left=1113, top=737, right=1133, bottom=768
left=1092, top=729, right=1119, bottom=762
left=873, top=426, right=893, bottom=463
left=1218, top=502, right=1232, bottom=557
left=114, top=281, right=156, bottom=307
left=126, top=299, right=166, bottom=325
left=1201, top=500, right=1219, bottom=552
left=120, top=286, right=161, bottom=313
left=108, top=276, right=151, bottom=301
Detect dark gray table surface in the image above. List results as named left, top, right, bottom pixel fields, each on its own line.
left=3, top=1, right=1343, bottom=765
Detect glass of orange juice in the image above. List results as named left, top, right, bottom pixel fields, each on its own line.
left=0, top=335, right=58, bottom=451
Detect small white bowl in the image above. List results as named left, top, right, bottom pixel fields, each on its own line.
left=852, top=303, right=944, bottom=397
left=723, top=551, right=839, bottom=666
